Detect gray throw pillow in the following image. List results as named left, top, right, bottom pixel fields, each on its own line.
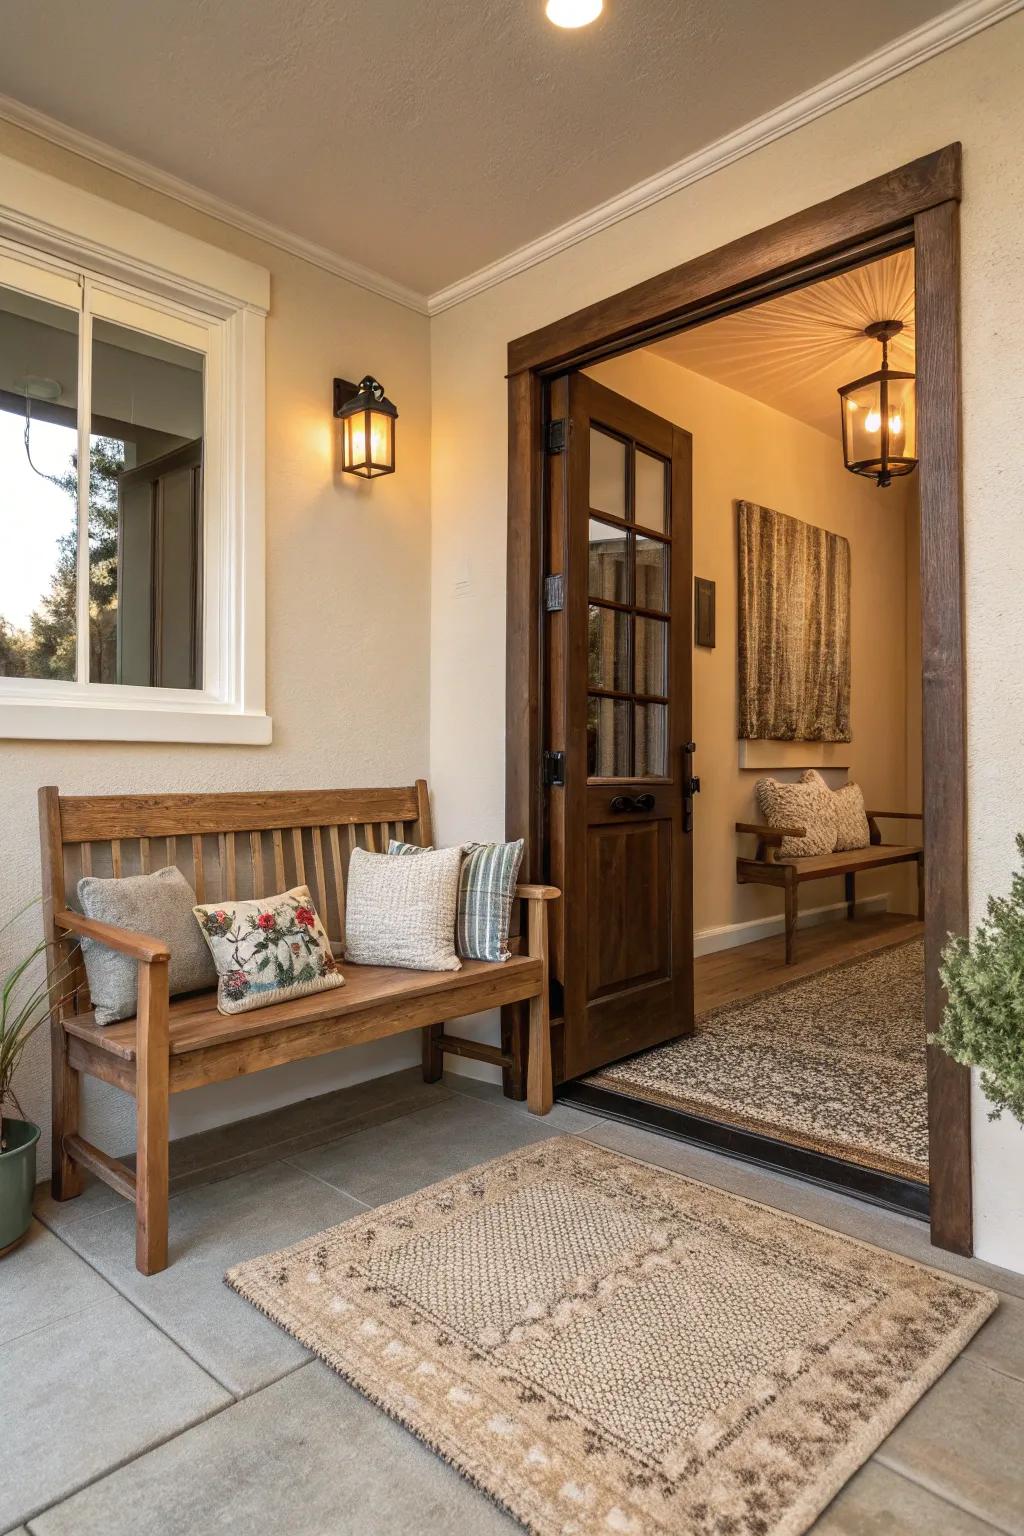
left=77, top=865, right=218, bottom=1025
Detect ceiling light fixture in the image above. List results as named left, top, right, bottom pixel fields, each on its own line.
left=837, top=320, right=917, bottom=489
left=545, top=0, right=603, bottom=29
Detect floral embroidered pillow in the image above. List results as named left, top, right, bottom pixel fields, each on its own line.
left=192, top=885, right=344, bottom=1015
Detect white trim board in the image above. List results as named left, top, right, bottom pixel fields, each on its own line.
left=0, top=0, right=1018, bottom=319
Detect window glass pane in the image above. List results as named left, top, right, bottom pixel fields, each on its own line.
left=635, top=449, right=668, bottom=533
left=588, top=518, right=628, bottom=603
left=635, top=702, right=668, bottom=777
left=0, top=284, right=79, bottom=680
left=589, top=428, right=626, bottom=520
left=587, top=695, right=630, bottom=778
left=588, top=605, right=629, bottom=692
left=635, top=615, right=668, bottom=697
left=635, top=534, right=668, bottom=612
left=90, top=318, right=204, bottom=688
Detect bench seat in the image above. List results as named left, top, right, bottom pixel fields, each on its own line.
left=774, top=843, right=923, bottom=879
left=65, top=955, right=543, bottom=1068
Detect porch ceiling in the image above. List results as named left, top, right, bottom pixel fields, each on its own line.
left=0, top=1, right=963, bottom=299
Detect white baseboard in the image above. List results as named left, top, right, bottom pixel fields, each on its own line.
left=693, top=893, right=891, bottom=958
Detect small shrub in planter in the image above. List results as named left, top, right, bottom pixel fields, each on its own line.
left=936, top=833, right=1024, bottom=1124
left=0, top=918, right=74, bottom=1256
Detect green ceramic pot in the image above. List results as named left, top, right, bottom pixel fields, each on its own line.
left=0, top=1118, right=40, bottom=1257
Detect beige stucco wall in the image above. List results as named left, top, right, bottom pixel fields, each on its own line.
left=0, top=119, right=433, bottom=1167
left=586, top=347, right=920, bottom=940
left=429, top=16, right=1024, bottom=1270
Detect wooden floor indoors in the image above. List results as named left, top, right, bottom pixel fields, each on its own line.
left=695, top=912, right=924, bottom=1014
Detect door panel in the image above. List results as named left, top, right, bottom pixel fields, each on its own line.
left=545, top=373, right=694, bottom=1081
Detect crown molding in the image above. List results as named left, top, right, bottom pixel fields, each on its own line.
left=426, top=0, right=1023, bottom=315
left=0, top=92, right=430, bottom=316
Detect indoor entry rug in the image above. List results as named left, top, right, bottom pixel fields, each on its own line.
left=227, top=1137, right=995, bottom=1536
left=585, top=939, right=928, bottom=1182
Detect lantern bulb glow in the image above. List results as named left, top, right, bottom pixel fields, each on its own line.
left=890, top=414, right=903, bottom=434
left=545, top=0, right=602, bottom=27
left=864, top=409, right=882, bottom=433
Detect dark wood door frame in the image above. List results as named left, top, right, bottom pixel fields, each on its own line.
left=505, top=144, right=972, bottom=1256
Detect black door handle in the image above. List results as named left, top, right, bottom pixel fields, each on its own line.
left=682, top=741, right=698, bottom=833
left=609, top=792, right=656, bottom=814
left=633, top=792, right=655, bottom=812
left=609, top=795, right=633, bottom=813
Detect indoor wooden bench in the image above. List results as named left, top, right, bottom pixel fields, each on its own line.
left=39, top=782, right=557, bottom=1276
left=735, top=810, right=923, bottom=964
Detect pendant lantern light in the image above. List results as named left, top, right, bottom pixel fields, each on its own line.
left=837, top=320, right=917, bottom=489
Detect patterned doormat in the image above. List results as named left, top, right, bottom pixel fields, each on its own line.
left=585, top=939, right=928, bottom=1182
left=228, top=1138, right=994, bottom=1536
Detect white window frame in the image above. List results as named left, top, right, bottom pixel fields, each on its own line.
left=0, top=154, right=270, bottom=744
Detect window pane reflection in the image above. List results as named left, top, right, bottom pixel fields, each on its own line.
left=587, top=695, right=630, bottom=778
left=0, top=284, right=79, bottom=680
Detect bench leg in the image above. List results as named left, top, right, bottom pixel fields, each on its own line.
left=784, top=873, right=798, bottom=965
left=845, top=871, right=856, bottom=921
left=50, top=1022, right=83, bottom=1202
left=135, top=958, right=170, bottom=1276
left=422, top=1023, right=444, bottom=1083
left=527, top=987, right=552, bottom=1116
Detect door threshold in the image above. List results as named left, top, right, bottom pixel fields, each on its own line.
left=558, top=1080, right=930, bottom=1221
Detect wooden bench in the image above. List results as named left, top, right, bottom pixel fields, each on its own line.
left=39, top=782, right=558, bottom=1275
left=735, top=810, right=923, bottom=965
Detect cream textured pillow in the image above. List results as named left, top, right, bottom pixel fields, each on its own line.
left=755, top=776, right=837, bottom=858
left=193, top=885, right=344, bottom=1015
left=345, top=845, right=463, bottom=971
left=802, top=770, right=871, bottom=851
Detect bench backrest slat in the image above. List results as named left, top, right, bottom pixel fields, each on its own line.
left=39, top=782, right=434, bottom=1019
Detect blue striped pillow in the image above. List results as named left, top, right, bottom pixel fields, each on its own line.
left=388, top=839, right=524, bottom=963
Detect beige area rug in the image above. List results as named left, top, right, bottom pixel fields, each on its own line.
left=227, top=1137, right=994, bottom=1536
left=586, top=939, right=929, bottom=1182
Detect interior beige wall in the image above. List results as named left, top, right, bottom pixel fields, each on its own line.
left=0, top=119, right=433, bottom=1171
left=429, top=16, right=1024, bottom=1270
left=586, top=348, right=919, bottom=942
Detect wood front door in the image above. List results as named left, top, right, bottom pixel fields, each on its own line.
left=545, top=373, right=694, bottom=1081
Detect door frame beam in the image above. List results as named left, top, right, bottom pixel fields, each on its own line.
left=505, top=145, right=972, bottom=1256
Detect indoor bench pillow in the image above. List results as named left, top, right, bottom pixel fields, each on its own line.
left=345, top=844, right=464, bottom=971
left=194, top=885, right=343, bottom=1013
left=388, top=838, right=524, bottom=962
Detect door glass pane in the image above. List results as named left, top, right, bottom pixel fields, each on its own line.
left=588, top=518, right=628, bottom=603
left=588, top=604, right=629, bottom=692
left=90, top=318, right=204, bottom=688
left=635, top=615, right=668, bottom=697
left=635, top=534, right=669, bottom=612
left=0, top=284, right=79, bottom=680
left=587, top=695, right=630, bottom=778
left=635, top=702, right=668, bottom=777
left=589, top=428, right=626, bottom=519
left=635, top=449, right=668, bottom=533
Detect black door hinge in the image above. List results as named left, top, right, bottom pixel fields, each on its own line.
left=544, top=573, right=565, bottom=612
left=545, top=418, right=567, bottom=455
left=543, top=750, right=566, bottom=787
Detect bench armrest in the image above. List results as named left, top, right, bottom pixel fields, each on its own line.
left=516, top=883, right=561, bottom=902
left=55, top=909, right=171, bottom=963
left=865, top=810, right=922, bottom=820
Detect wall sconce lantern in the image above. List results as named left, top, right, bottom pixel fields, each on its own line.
left=837, top=320, right=916, bottom=489
left=333, top=375, right=398, bottom=478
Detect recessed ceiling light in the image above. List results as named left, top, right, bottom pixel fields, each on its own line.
left=545, top=0, right=603, bottom=28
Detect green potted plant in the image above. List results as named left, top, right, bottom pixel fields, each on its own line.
left=1, top=916, right=65, bottom=1257
left=937, top=833, right=1024, bottom=1123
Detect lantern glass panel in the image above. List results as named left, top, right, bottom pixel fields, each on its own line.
left=886, top=376, right=916, bottom=460
left=843, top=379, right=883, bottom=467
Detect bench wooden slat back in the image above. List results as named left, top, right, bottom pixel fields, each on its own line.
left=39, top=782, right=433, bottom=1020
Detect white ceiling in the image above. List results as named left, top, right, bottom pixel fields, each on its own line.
left=651, top=249, right=916, bottom=439
left=0, top=0, right=964, bottom=300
